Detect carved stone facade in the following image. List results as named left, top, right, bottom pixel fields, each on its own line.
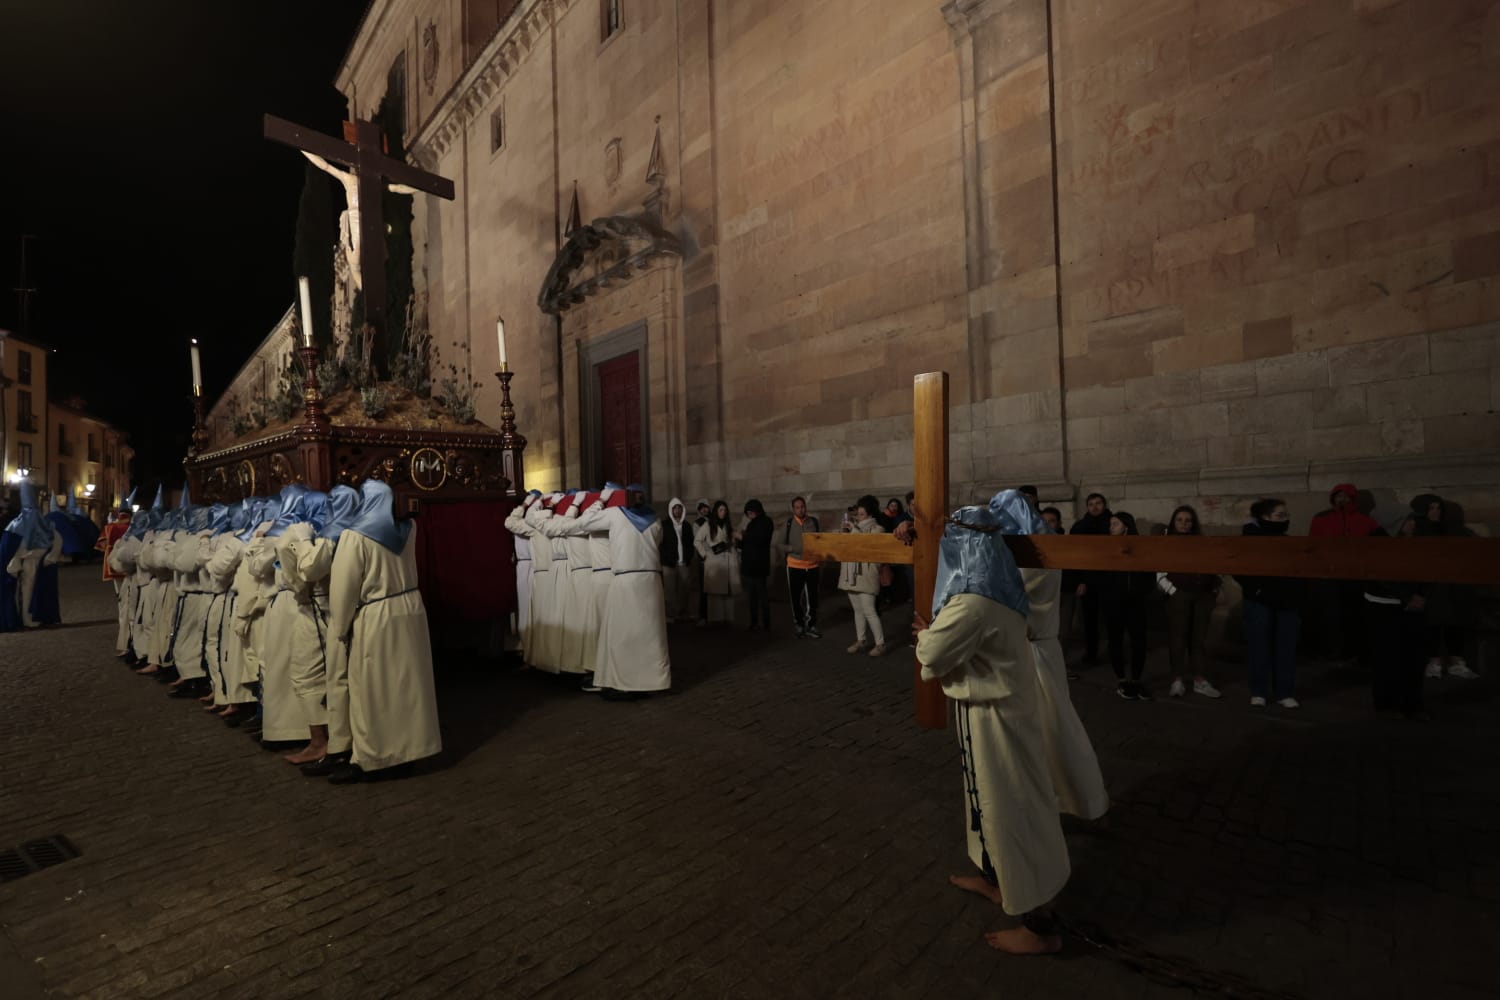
left=335, top=0, right=1500, bottom=528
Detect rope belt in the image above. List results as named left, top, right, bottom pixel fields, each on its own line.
left=356, top=586, right=419, bottom=612
left=615, top=569, right=662, bottom=576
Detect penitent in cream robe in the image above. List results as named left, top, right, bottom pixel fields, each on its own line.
left=917, top=591, right=1071, bottom=917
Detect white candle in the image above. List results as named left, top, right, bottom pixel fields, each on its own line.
left=496, top=317, right=507, bottom=367
left=298, top=276, right=314, bottom=348
left=190, top=340, right=203, bottom=395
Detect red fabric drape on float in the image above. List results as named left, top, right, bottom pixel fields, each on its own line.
left=413, top=500, right=517, bottom=625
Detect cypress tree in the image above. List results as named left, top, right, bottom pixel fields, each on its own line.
left=291, top=162, right=336, bottom=351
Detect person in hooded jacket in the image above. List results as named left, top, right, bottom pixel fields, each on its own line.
left=1097, top=511, right=1154, bottom=700
left=1236, top=499, right=1304, bottom=709
left=1410, top=493, right=1479, bottom=679
left=1306, top=483, right=1381, bottom=660
left=659, top=497, right=695, bottom=623
left=736, top=499, right=774, bottom=631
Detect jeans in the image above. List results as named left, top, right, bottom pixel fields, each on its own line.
left=1103, top=597, right=1147, bottom=682
left=787, top=566, right=820, bottom=630
left=1244, top=599, right=1299, bottom=700
left=1082, top=590, right=1101, bottom=660
left=847, top=592, right=884, bottom=644
left=742, top=574, right=770, bottom=629
left=663, top=564, right=693, bottom=620
left=1167, top=588, right=1214, bottom=679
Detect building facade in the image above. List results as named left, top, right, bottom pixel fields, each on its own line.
left=332, top=0, right=1500, bottom=528
left=1, top=331, right=51, bottom=499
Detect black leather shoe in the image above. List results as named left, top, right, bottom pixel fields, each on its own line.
left=153, top=667, right=180, bottom=685
left=300, top=752, right=350, bottom=777
left=167, top=680, right=209, bottom=699
left=327, top=763, right=365, bottom=785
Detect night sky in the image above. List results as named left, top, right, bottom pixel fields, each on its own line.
left=1, top=1, right=367, bottom=484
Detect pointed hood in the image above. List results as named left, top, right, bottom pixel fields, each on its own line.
left=265, top=484, right=311, bottom=538
left=67, top=491, right=82, bottom=517
left=931, top=489, right=1037, bottom=620
left=149, top=484, right=165, bottom=511
left=178, top=482, right=192, bottom=510
left=347, top=479, right=413, bottom=554
left=207, top=503, right=232, bottom=535
left=6, top=481, right=57, bottom=550
left=120, top=486, right=138, bottom=512
left=318, top=485, right=361, bottom=542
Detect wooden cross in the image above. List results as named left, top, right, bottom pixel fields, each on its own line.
left=263, top=114, right=456, bottom=338
left=803, top=372, right=1500, bottom=731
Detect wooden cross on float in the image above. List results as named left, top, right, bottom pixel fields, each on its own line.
left=263, top=114, right=456, bottom=340
left=803, top=372, right=1500, bottom=731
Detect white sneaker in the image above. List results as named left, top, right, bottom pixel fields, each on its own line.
left=1168, top=678, right=1186, bottom=698
left=868, top=642, right=889, bottom=658
left=1250, top=696, right=1267, bottom=707
left=1425, top=658, right=1443, bottom=678
left=1193, top=679, right=1222, bottom=699
left=846, top=640, right=868, bottom=654
left=1277, top=697, right=1300, bottom=709
left=1449, top=661, right=1480, bottom=680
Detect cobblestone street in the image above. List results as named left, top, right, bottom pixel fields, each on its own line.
left=2, top=566, right=1497, bottom=999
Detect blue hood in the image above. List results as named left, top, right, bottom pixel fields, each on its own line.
left=207, top=503, right=232, bottom=535
left=265, top=485, right=312, bottom=538
left=347, top=479, right=412, bottom=554
left=318, top=485, right=361, bottom=542
left=5, top=482, right=57, bottom=551
left=930, top=489, right=1041, bottom=621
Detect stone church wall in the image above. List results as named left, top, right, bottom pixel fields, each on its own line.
left=337, top=0, right=1500, bottom=529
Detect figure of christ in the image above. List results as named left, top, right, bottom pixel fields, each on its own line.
left=911, top=490, right=1080, bottom=955
left=301, top=151, right=422, bottom=293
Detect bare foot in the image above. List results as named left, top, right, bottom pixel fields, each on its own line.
left=949, top=874, right=1004, bottom=906
left=198, top=693, right=217, bottom=705
left=284, top=743, right=327, bottom=765
left=984, top=927, right=1062, bottom=955
left=135, top=664, right=160, bottom=675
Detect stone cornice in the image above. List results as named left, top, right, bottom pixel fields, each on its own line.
left=335, top=0, right=409, bottom=93
left=941, top=0, right=1006, bottom=39
left=408, top=0, right=579, bottom=169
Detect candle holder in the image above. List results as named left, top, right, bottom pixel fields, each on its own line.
left=189, top=389, right=208, bottom=456
left=299, top=343, right=330, bottom=430
left=496, top=368, right=526, bottom=496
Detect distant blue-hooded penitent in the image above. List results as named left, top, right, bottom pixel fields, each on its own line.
left=207, top=503, right=232, bottom=535
left=930, top=489, right=1042, bottom=621
left=236, top=497, right=275, bottom=542
left=347, top=479, right=412, bottom=554
left=265, top=485, right=312, bottom=538
left=178, top=482, right=193, bottom=510
left=301, top=491, right=332, bottom=534
left=222, top=503, right=251, bottom=536
left=318, top=485, right=360, bottom=542
left=5, top=481, right=57, bottom=551
left=149, top=484, right=165, bottom=512
left=120, top=486, right=138, bottom=512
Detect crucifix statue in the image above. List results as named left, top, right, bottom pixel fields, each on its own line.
left=264, top=114, right=455, bottom=341
left=804, top=372, right=1500, bottom=731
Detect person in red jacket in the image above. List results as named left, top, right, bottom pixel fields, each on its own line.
left=1307, top=483, right=1382, bottom=661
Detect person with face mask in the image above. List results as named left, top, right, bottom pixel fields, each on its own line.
left=1235, top=498, right=1304, bottom=709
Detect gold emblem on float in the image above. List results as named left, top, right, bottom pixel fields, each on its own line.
left=235, top=460, right=256, bottom=496
left=410, top=447, right=447, bottom=491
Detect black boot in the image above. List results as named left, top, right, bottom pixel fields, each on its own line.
left=327, top=762, right=366, bottom=785
left=300, top=751, right=351, bottom=777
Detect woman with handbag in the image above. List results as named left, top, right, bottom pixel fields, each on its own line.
left=694, top=499, right=740, bottom=625
left=839, top=495, right=891, bottom=657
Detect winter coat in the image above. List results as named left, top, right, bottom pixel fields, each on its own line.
left=659, top=514, right=696, bottom=568
left=1408, top=494, right=1475, bottom=627
left=1065, top=510, right=1110, bottom=590
left=1234, top=520, right=1305, bottom=611
left=837, top=516, right=885, bottom=595
left=695, top=520, right=740, bottom=596
left=1309, top=483, right=1380, bottom=537
left=738, top=515, right=774, bottom=579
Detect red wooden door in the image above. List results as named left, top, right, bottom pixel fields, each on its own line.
left=597, top=352, right=642, bottom=487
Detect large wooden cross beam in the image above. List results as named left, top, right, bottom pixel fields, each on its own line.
left=803, top=372, right=1500, bottom=731
left=264, top=114, right=456, bottom=340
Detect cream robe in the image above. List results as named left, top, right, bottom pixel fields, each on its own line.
left=284, top=526, right=335, bottom=728
left=145, top=531, right=179, bottom=667
left=541, top=513, right=595, bottom=675
left=1022, top=569, right=1109, bottom=821
left=569, top=507, right=670, bottom=692
left=6, top=532, right=62, bottom=628
left=523, top=505, right=565, bottom=673
left=109, top=535, right=142, bottom=655
left=325, top=527, right=442, bottom=770
left=917, top=592, right=1070, bottom=917
left=586, top=527, right=612, bottom=675
left=228, top=542, right=268, bottom=692
left=502, top=506, right=536, bottom=664
left=169, top=529, right=215, bottom=680
left=203, top=534, right=250, bottom=706
left=246, top=537, right=303, bottom=742
left=130, top=532, right=158, bottom=660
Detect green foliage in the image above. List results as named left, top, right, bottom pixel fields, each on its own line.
left=316, top=358, right=346, bottom=399
left=268, top=353, right=307, bottom=423
left=360, top=384, right=390, bottom=420
left=437, top=341, right=480, bottom=425
left=390, top=297, right=432, bottom=399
